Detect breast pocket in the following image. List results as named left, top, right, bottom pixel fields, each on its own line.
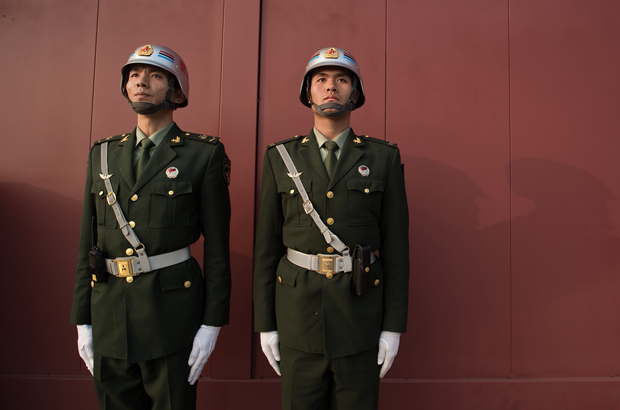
left=347, top=178, right=384, bottom=225
left=92, top=180, right=119, bottom=228
left=149, top=180, right=192, bottom=227
left=278, top=178, right=312, bottom=227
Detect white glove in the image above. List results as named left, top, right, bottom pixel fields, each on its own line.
left=187, top=325, right=220, bottom=385
left=260, top=331, right=281, bottom=376
left=76, top=324, right=94, bottom=375
left=377, top=331, right=400, bottom=378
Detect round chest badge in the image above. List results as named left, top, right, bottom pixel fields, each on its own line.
left=166, top=167, right=179, bottom=179
left=358, top=165, right=370, bottom=177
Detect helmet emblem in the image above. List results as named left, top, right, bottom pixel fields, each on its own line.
left=137, top=45, right=154, bottom=56
left=324, top=48, right=339, bottom=59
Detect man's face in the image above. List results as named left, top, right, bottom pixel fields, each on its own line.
left=309, top=67, right=354, bottom=112
left=125, top=64, right=185, bottom=105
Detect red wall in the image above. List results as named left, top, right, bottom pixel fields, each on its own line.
left=1, top=0, right=620, bottom=408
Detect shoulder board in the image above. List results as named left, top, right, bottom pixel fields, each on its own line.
left=94, top=133, right=128, bottom=145
left=362, top=135, right=398, bottom=148
left=267, top=135, right=303, bottom=149
left=182, top=133, right=220, bottom=144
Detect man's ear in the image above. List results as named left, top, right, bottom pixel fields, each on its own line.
left=171, top=88, right=186, bottom=105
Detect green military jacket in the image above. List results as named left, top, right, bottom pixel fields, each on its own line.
left=70, top=123, right=231, bottom=363
left=254, top=129, right=409, bottom=359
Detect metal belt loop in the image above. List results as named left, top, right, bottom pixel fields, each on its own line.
left=100, top=142, right=153, bottom=272
left=275, top=144, right=348, bottom=254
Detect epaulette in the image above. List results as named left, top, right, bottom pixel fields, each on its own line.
left=267, top=135, right=303, bottom=149
left=181, top=132, right=220, bottom=144
left=362, top=135, right=398, bottom=148
left=94, top=133, right=128, bottom=145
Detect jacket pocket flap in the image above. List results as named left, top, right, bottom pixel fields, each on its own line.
left=151, top=180, right=192, bottom=198
left=347, top=178, right=384, bottom=194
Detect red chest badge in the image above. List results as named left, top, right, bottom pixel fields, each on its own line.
left=358, top=165, right=370, bottom=177
left=166, top=167, right=179, bottom=179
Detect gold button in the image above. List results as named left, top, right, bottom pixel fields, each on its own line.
left=326, top=191, right=334, bottom=198
left=327, top=218, right=334, bottom=225
left=374, top=279, right=380, bottom=286
left=92, top=274, right=97, bottom=281
left=184, top=281, right=191, bottom=288
left=278, top=276, right=282, bottom=283
left=91, top=281, right=95, bottom=288
left=129, top=221, right=136, bottom=228
left=364, top=188, right=370, bottom=194
left=168, top=190, right=174, bottom=196
left=365, top=267, right=370, bottom=272
left=327, top=246, right=335, bottom=253
left=131, top=194, right=138, bottom=201
left=126, top=277, right=134, bottom=283
left=326, top=272, right=333, bottom=279
left=290, top=189, right=295, bottom=194
left=126, top=248, right=134, bottom=256
left=98, top=191, right=104, bottom=196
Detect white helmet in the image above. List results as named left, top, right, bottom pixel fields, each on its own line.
left=299, top=47, right=365, bottom=116
left=121, top=44, right=189, bottom=114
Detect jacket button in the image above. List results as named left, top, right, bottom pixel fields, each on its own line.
left=364, top=188, right=370, bottom=194
left=129, top=221, right=136, bottom=228
left=327, top=218, right=334, bottom=225
left=326, top=191, right=334, bottom=198
left=290, top=189, right=295, bottom=194
left=131, top=194, right=138, bottom=201
left=374, top=279, right=380, bottom=286
left=126, top=248, right=134, bottom=256
left=168, top=190, right=174, bottom=196
left=98, top=191, right=104, bottom=196
left=326, top=272, right=333, bottom=279
left=91, top=281, right=95, bottom=288
left=326, top=246, right=334, bottom=253
left=126, top=277, right=134, bottom=283
left=278, top=276, right=282, bottom=283
left=184, top=281, right=191, bottom=288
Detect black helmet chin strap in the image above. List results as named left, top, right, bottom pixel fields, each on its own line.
left=128, top=77, right=180, bottom=115
left=307, top=77, right=359, bottom=118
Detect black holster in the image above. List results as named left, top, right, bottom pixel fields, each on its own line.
left=89, top=246, right=108, bottom=283
left=351, top=243, right=371, bottom=296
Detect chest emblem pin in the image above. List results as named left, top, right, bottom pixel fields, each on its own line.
left=166, top=167, right=179, bottom=179
left=358, top=165, right=370, bottom=177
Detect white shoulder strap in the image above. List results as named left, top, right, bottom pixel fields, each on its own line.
left=99, top=142, right=152, bottom=271
left=275, top=144, right=349, bottom=255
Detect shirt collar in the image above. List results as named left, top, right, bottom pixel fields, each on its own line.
left=313, top=127, right=350, bottom=150
left=135, top=122, right=175, bottom=147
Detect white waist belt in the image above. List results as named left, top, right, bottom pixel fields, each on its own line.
left=287, top=248, right=376, bottom=276
left=105, top=246, right=191, bottom=277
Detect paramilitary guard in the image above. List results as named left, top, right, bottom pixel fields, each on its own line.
left=70, top=44, right=232, bottom=410
left=254, top=46, right=410, bottom=410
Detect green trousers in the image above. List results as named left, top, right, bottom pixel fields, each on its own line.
left=280, top=344, right=380, bottom=410
left=93, top=345, right=196, bottom=410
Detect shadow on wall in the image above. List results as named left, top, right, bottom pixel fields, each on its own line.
left=0, top=182, right=84, bottom=376
left=399, top=156, right=620, bottom=379
left=403, top=156, right=509, bottom=377
left=490, top=158, right=620, bottom=375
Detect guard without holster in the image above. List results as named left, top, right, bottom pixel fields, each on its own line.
left=351, top=243, right=371, bottom=296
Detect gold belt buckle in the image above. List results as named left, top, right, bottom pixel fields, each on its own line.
left=318, top=255, right=337, bottom=278
left=115, top=259, right=134, bottom=277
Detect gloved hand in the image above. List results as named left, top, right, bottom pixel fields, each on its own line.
left=260, top=331, right=281, bottom=376
left=77, top=324, right=94, bottom=375
left=188, top=325, right=220, bottom=385
left=377, top=331, right=400, bottom=378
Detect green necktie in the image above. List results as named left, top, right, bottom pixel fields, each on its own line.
left=135, top=138, right=155, bottom=180
left=323, top=140, right=339, bottom=179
